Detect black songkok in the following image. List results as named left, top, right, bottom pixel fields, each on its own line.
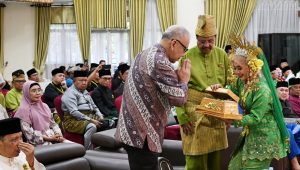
left=26, top=68, right=37, bottom=77
left=0, top=118, right=21, bottom=136
left=51, top=68, right=64, bottom=76
left=74, top=70, right=88, bottom=78
left=281, top=66, right=291, bottom=74
left=269, top=65, right=278, bottom=72
left=117, top=64, right=130, bottom=74
left=289, top=78, right=300, bottom=86
left=98, top=69, right=111, bottom=77
left=276, top=81, right=288, bottom=88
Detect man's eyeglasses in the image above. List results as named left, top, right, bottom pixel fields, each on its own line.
left=14, top=80, right=26, bottom=83
left=173, top=39, right=188, bottom=52
left=102, top=77, right=112, bottom=81
left=197, top=38, right=215, bottom=45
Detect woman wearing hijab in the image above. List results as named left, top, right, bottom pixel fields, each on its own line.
left=14, top=81, right=66, bottom=146
left=226, top=36, right=289, bottom=169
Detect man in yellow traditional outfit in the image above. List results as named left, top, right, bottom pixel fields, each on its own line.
left=6, top=70, right=26, bottom=116
left=176, top=15, right=230, bottom=170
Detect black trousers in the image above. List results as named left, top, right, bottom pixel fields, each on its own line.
left=123, top=140, right=159, bottom=170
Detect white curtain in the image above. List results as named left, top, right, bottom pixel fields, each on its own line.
left=142, top=0, right=162, bottom=50
left=44, top=24, right=82, bottom=79
left=90, top=30, right=129, bottom=72
left=244, top=0, right=299, bottom=43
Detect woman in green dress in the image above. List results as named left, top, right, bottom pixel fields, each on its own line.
left=227, top=36, right=289, bottom=170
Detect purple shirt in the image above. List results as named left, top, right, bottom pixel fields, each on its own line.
left=288, top=95, right=300, bottom=116
left=115, top=44, right=188, bottom=153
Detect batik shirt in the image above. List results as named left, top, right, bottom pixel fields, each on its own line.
left=289, top=95, right=300, bottom=116
left=115, top=44, right=188, bottom=153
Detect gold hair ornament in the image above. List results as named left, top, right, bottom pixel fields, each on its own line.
left=229, top=35, right=263, bottom=73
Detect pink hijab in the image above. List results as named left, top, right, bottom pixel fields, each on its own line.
left=14, top=81, right=51, bottom=132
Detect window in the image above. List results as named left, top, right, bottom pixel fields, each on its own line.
left=44, top=0, right=162, bottom=79
left=90, top=29, right=130, bottom=72
left=44, top=24, right=82, bottom=79
left=143, top=0, right=162, bottom=50
left=258, top=33, right=300, bottom=72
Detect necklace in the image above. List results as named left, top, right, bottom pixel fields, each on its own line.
left=51, top=82, right=65, bottom=94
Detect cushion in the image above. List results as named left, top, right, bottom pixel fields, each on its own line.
left=35, top=143, right=85, bottom=165
left=91, top=128, right=122, bottom=149
left=46, top=158, right=90, bottom=170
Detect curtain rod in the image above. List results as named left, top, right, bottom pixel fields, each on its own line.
left=51, top=4, right=73, bottom=7
left=30, top=4, right=51, bottom=7
left=30, top=4, right=74, bottom=7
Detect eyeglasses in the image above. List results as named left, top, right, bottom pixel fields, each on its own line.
left=197, top=38, right=215, bottom=45
left=14, top=80, right=26, bottom=83
left=173, top=39, right=188, bottom=52
left=102, top=77, right=112, bottom=81
left=30, top=88, right=43, bottom=94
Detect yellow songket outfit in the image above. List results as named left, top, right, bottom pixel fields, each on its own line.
left=181, top=89, right=228, bottom=155
left=177, top=46, right=230, bottom=156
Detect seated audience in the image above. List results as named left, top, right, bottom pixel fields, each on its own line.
left=6, top=69, right=26, bottom=115
left=86, top=64, right=101, bottom=92
left=0, top=73, right=6, bottom=108
left=277, top=81, right=298, bottom=118
left=277, top=81, right=300, bottom=169
left=14, top=81, right=66, bottom=146
left=65, top=66, right=78, bottom=87
left=0, top=104, right=8, bottom=120
left=76, top=63, right=84, bottom=68
left=91, top=69, right=118, bottom=124
left=112, top=63, right=130, bottom=98
left=270, top=65, right=283, bottom=84
left=111, top=63, right=126, bottom=91
left=0, top=118, right=45, bottom=169
left=59, top=65, right=67, bottom=76
left=224, top=44, right=232, bottom=55
left=43, top=68, right=66, bottom=111
left=2, top=80, right=11, bottom=93
left=280, top=58, right=289, bottom=69
left=282, top=66, right=295, bottom=82
left=90, top=63, right=99, bottom=71
left=26, top=68, right=39, bottom=82
left=61, top=70, right=104, bottom=149
left=289, top=78, right=300, bottom=116
left=99, top=60, right=106, bottom=66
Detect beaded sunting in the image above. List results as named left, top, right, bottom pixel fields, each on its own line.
left=229, top=36, right=263, bottom=74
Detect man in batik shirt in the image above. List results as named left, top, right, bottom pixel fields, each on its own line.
left=115, top=25, right=191, bottom=170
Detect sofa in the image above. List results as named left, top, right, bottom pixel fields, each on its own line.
left=91, top=127, right=292, bottom=170
left=34, top=143, right=90, bottom=170
left=34, top=141, right=173, bottom=170
left=34, top=127, right=292, bottom=170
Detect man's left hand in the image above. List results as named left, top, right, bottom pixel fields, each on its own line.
left=19, top=142, right=35, bottom=168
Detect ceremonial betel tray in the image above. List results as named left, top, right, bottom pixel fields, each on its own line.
left=196, top=87, right=242, bottom=120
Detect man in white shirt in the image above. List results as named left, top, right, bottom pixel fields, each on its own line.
left=0, top=118, right=45, bottom=170
left=282, top=66, right=295, bottom=82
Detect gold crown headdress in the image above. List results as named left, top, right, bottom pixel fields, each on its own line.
left=229, top=35, right=263, bottom=73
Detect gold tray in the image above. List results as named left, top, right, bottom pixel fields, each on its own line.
left=196, top=97, right=242, bottom=120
